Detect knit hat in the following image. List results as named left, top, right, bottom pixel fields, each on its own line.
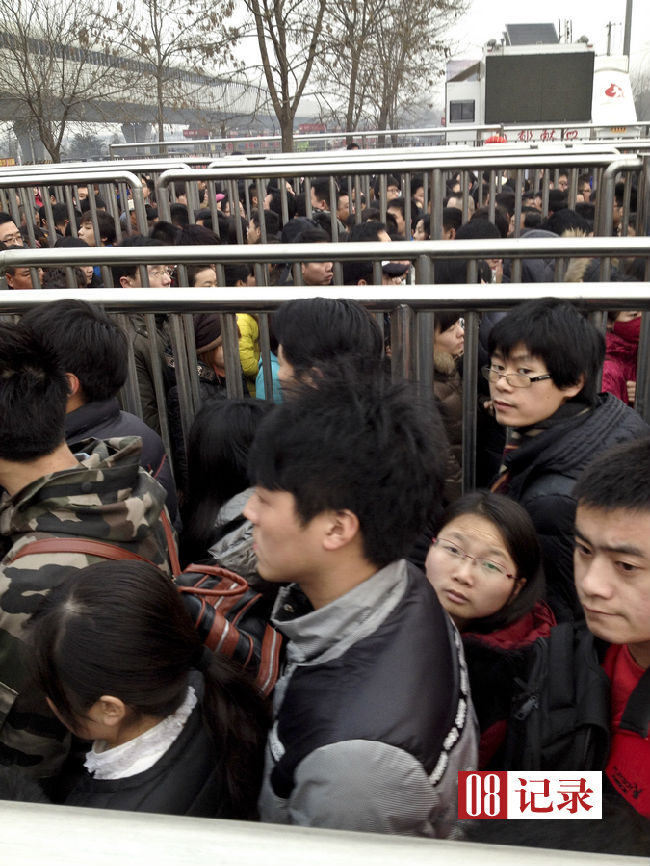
left=193, top=313, right=222, bottom=352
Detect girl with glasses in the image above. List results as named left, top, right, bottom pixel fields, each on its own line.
left=425, top=491, right=554, bottom=768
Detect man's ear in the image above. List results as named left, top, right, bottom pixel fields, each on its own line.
left=562, top=373, right=585, bottom=401
left=322, top=509, right=360, bottom=551
left=65, top=372, right=81, bottom=397
left=119, top=274, right=132, bottom=288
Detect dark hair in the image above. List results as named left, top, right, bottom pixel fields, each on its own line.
left=309, top=178, right=332, bottom=209
left=0, top=211, right=14, bottom=225
left=540, top=208, right=591, bottom=236
left=548, top=189, right=568, bottom=211
left=296, top=225, right=329, bottom=244
left=455, top=218, right=501, bottom=242
left=433, top=258, right=491, bottom=284
left=222, top=263, right=248, bottom=285
left=434, top=310, right=462, bottom=334
left=443, top=207, right=462, bottom=232
left=487, top=299, right=605, bottom=406
left=274, top=298, right=383, bottom=379
left=149, top=221, right=179, bottom=244
left=110, top=236, right=165, bottom=284
left=372, top=174, right=400, bottom=197
left=29, top=561, right=267, bottom=817
left=410, top=174, right=424, bottom=196
left=471, top=207, right=509, bottom=238
left=433, top=491, right=545, bottom=632
left=80, top=195, right=107, bottom=212
left=0, top=323, right=68, bottom=461
left=574, top=437, right=650, bottom=513
left=248, top=372, right=448, bottom=567
left=79, top=211, right=117, bottom=245
left=348, top=221, right=388, bottom=242
left=180, top=400, right=268, bottom=564
left=169, top=202, right=189, bottom=227
left=250, top=208, right=280, bottom=238
left=21, top=300, right=128, bottom=403
left=175, top=224, right=221, bottom=246
left=494, top=191, right=515, bottom=217
left=386, top=196, right=406, bottom=217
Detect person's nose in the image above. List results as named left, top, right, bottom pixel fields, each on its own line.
left=577, top=556, right=614, bottom=601
left=452, top=555, right=476, bottom=585
left=492, top=370, right=514, bottom=393
left=243, top=492, right=257, bottom=524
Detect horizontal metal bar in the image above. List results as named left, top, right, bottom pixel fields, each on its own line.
left=157, top=153, right=622, bottom=185
left=108, top=119, right=650, bottom=150
left=1, top=284, right=648, bottom=315
left=5, top=800, right=641, bottom=866
left=0, top=238, right=648, bottom=271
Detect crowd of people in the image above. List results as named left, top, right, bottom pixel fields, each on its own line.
left=0, top=161, right=648, bottom=855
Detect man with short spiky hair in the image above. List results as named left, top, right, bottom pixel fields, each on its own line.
left=573, top=437, right=650, bottom=818
left=244, top=371, right=476, bottom=836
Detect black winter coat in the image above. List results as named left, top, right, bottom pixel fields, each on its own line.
left=65, top=677, right=232, bottom=817
left=497, top=394, right=649, bottom=620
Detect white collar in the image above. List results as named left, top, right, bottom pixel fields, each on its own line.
left=85, top=685, right=197, bottom=780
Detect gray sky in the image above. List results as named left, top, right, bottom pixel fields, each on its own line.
left=445, top=0, right=649, bottom=65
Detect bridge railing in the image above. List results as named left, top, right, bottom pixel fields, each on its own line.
left=107, top=121, right=650, bottom=157
left=1, top=234, right=648, bottom=489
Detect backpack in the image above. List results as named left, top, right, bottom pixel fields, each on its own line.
left=503, top=622, right=611, bottom=771
left=11, top=514, right=282, bottom=697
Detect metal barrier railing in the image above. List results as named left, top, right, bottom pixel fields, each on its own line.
left=107, top=120, right=650, bottom=157
left=1, top=148, right=646, bottom=264
left=1, top=234, right=648, bottom=491
left=4, top=800, right=645, bottom=866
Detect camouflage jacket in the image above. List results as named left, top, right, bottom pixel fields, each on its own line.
left=0, top=436, right=171, bottom=778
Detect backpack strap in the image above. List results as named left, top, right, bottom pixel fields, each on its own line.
left=10, top=537, right=151, bottom=563
left=161, top=509, right=181, bottom=576
left=10, top=507, right=179, bottom=575
left=620, top=666, right=650, bottom=737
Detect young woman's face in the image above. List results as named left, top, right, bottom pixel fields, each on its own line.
left=425, top=514, right=522, bottom=629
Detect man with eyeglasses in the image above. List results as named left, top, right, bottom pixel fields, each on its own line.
left=0, top=212, right=23, bottom=247
left=485, top=299, right=649, bottom=621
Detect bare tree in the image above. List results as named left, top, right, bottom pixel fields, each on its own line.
left=0, top=0, right=135, bottom=162
left=312, top=0, right=379, bottom=137
left=315, top=0, right=466, bottom=138
left=110, top=0, right=244, bottom=145
left=244, top=0, right=327, bottom=151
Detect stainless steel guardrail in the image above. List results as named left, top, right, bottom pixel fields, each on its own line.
left=3, top=800, right=645, bottom=866
left=107, top=120, right=650, bottom=157
left=1, top=234, right=648, bottom=491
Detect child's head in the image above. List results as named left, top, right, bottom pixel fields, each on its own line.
left=30, top=562, right=205, bottom=739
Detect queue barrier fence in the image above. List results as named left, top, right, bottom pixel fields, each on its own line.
left=1, top=233, right=648, bottom=490
left=3, top=800, right=646, bottom=866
